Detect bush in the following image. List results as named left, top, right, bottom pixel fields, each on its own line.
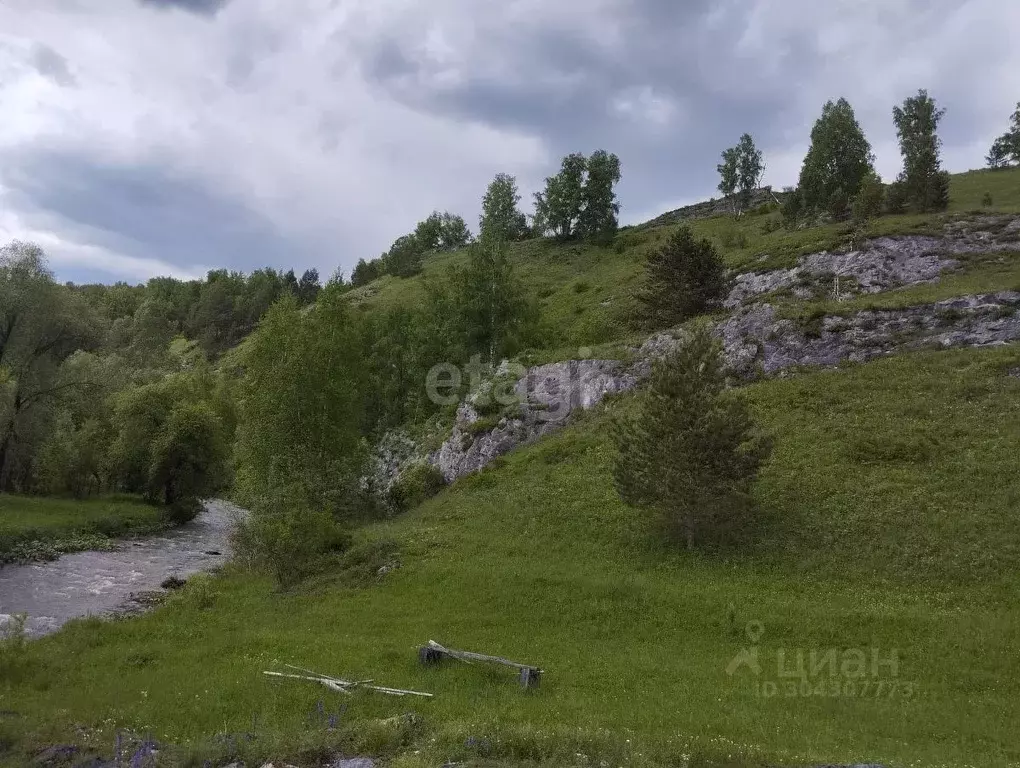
left=338, top=538, right=401, bottom=584
left=826, top=187, right=850, bottom=221
left=852, top=172, right=885, bottom=224
left=241, top=496, right=353, bottom=589
left=885, top=180, right=908, bottom=214
left=636, top=226, right=729, bottom=329
left=781, top=189, right=804, bottom=228
left=718, top=226, right=748, bottom=249
left=388, top=463, right=446, bottom=512
left=982, top=192, right=994, bottom=207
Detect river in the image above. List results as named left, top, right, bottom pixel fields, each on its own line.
left=0, top=499, right=244, bottom=638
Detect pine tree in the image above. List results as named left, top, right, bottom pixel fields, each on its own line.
left=636, top=226, right=729, bottom=329
left=892, top=89, right=950, bottom=212
left=613, top=325, right=772, bottom=549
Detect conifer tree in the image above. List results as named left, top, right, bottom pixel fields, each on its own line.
left=613, top=325, right=772, bottom=549
left=636, top=226, right=729, bottom=329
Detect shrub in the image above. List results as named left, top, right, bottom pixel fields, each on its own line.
left=636, top=226, right=729, bottom=329
left=338, top=538, right=401, bottom=584
left=241, top=495, right=353, bottom=589
left=885, top=180, right=909, bottom=214
left=388, top=463, right=446, bottom=512
left=612, top=326, right=772, bottom=549
left=982, top=192, right=994, bottom=207
left=852, top=172, right=885, bottom=224
left=781, top=188, right=804, bottom=228
left=718, top=226, right=748, bottom=249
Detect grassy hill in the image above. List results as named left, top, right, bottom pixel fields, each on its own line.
left=349, top=167, right=1020, bottom=355
left=3, top=167, right=1020, bottom=768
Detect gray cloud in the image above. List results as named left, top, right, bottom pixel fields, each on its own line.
left=30, top=43, right=75, bottom=87
left=136, top=0, right=230, bottom=15
left=0, top=0, right=1017, bottom=284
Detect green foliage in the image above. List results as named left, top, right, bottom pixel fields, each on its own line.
left=982, top=191, right=994, bottom=207
left=636, top=226, right=729, bottom=329
left=0, top=242, right=100, bottom=492
left=108, top=359, right=234, bottom=515
left=413, top=211, right=472, bottom=252
left=851, top=171, right=886, bottom=224
left=533, top=152, right=587, bottom=238
left=798, top=97, right=876, bottom=212
left=480, top=173, right=529, bottom=245
left=987, top=102, right=1020, bottom=169
left=388, top=463, right=446, bottom=512
left=716, top=146, right=739, bottom=211
left=435, top=241, right=541, bottom=363
left=241, top=494, right=353, bottom=589
left=0, top=494, right=164, bottom=564
left=337, top=537, right=401, bottom=584
left=351, top=257, right=383, bottom=287
left=148, top=402, right=228, bottom=522
left=735, top=133, right=764, bottom=211
left=613, top=326, right=772, bottom=548
left=893, top=88, right=950, bottom=212
left=533, top=151, right=621, bottom=241
left=437, top=212, right=473, bottom=249
left=885, top=179, right=909, bottom=214
left=383, top=234, right=425, bottom=278
left=781, top=187, right=804, bottom=227
left=576, top=149, right=622, bottom=241
left=234, top=291, right=368, bottom=514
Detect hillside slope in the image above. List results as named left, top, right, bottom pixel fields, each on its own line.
left=4, top=167, right=1020, bottom=768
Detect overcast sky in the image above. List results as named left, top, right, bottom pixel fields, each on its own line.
left=1, top=0, right=1017, bottom=285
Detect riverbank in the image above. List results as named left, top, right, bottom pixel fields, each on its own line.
left=0, top=494, right=169, bottom=565
left=0, top=499, right=240, bottom=637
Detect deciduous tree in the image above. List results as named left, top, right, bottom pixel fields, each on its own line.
left=798, top=98, right=875, bottom=213
left=892, top=89, right=950, bottom=212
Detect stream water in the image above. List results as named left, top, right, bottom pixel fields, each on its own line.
left=0, top=499, right=244, bottom=638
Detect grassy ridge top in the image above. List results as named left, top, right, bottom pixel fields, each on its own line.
left=347, top=167, right=1020, bottom=352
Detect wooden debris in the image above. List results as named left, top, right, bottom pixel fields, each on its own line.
left=263, top=667, right=433, bottom=698
left=418, top=640, right=543, bottom=689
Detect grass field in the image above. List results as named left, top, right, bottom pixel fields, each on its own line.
left=3, top=345, right=1020, bottom=767
left=0, top=494, right=165, bottom=564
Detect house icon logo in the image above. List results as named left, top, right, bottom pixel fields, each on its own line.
left=726, top=621, right=764, bottom=676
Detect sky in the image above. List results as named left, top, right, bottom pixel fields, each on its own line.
left=0, top=0, right=1017, bottom=286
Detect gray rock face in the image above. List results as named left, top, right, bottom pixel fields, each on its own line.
left=426, top=291, right=1020, bottom=483
left=718, top=292, right=1020, bottom=378
left=725, top=221, right=1020, bottom=308
left=430, top=360, right=638, bottom=483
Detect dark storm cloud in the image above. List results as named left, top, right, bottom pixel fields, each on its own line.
left=5, top=154, right=297, bottom=280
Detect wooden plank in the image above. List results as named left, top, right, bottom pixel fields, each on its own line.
left=426, top=640, right=543, bottom=672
